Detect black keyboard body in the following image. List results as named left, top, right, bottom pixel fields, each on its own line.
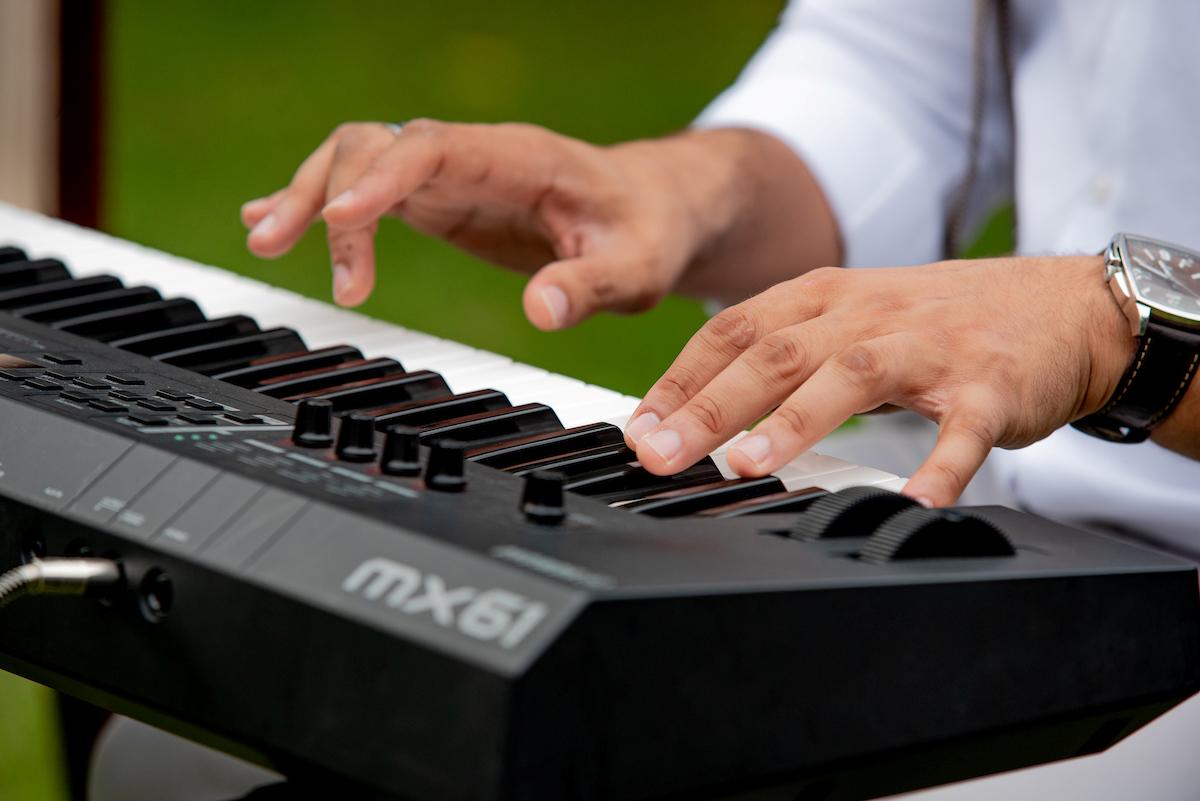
left=0, top=244, right=1197, bottom=801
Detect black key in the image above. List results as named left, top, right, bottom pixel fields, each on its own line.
left=137, top=399, right=177, bottom=412
left=72, top=377, right=110, bottom=390
left=88, top=399, right=128, bottom=413
left=295, top=371, right=450, bottom=412
left=468, top=422, right=626, bottom=468
left=254, top=358, right=405, bottom=399
left=53, top=298, right=206, bottom=342
left=508, top=443, right=636, bottom=478
left=0, top=246, right=28, bottom=264
left=0, top=275, right=123, bottom=310
left=110, top=315, right=260, bottom=356
left=23, top=377, right=62, bottom=391
left=210, top=345, right=363, bottom=388
left=105, top=374, right=145, bottom=386
left=620, top=476, right=786, bottom=517
left=370, top=389, right=510, bottom=430
left=154, top=329, right=307, bottom=375
left=0, top=368, right=39, bottom=380
left=178, top=413, right=219, bottom=425
left=156, top=388, right=191, bottom=401
left=564, top=458, right=724, bottom=505
left=0, top=258, right=71, bottom=289
left=13, top=286, right=161, bottom=323
left=44, top=370, right=75, bottom=381
left=42, top=353, right=82, bottom=365
left=224, top=413, right=263, bottom=424
left=128, top=412, right=170, bottom=426
left=697, top=487, right=830, bottom=518
left=417, top=404, right=563, bottom=446
left=184, top=397, right=224, bottom=411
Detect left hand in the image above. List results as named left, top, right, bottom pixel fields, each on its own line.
left=624, top=255, right=1139, bottom=506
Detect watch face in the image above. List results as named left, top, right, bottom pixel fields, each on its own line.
left=1121, top=235, right=1200, bottom=322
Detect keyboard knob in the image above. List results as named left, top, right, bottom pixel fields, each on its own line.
left=291, top=399, right=334, bottom=448
left=522, top=470, right=566, bottom=525
left=791, top=486, right=918, bottom=541
left=424, top=439, right=467, bottom=492
left=335, top=413, right=377, bottom=462
left=858, top=508, right=1015, bottom=564
left=380, top=426, right=421, bottom=476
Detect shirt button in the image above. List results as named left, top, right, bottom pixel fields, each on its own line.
left=1089, top=173, right=1114, bottom=203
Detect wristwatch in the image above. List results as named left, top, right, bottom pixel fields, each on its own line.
left=1072, top=233, right=1200, bottom=443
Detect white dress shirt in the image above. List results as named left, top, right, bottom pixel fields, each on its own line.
left=697, top=0, right=1200, bottom=550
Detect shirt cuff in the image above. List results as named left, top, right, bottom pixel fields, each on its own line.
left=696, top=76, right=945, bottom=268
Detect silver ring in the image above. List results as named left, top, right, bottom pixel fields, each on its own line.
left=384, top=122, right=405, bottom=136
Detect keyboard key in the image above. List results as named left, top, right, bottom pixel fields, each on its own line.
left=698, top=487, right=830, bottom=518
left=53, top=297, right=206, bottom=342
left=621, top=476, right=786, bottom=517
left=105, top=374, right=145, bottom=386
left=0, top=276, right=124, bottom=311
left=23, top=377, right=62, bottom=391
left=293, top=370, right=450, bottom=412
left=137, top=399, right=177, bottom=412
left=564, top=458, right=725, bottom=505
left=468, top=422, right=625, bottom=468
left=416, top=404, right=563, bottom=446
left=88, top=399, right=128, bottom=413
left=255, top=357, right=404, bottom=398
left=155, top=329, right=307, bottom=375
left=156, top=388, right=191, bottom=401
left=42, top=353, right=82, bottom=366
left=72, top=377, right=110, bottom=391
left=110, top=314, right=261, bottom=356
left=508, top=443, right=636, bottom=478
left=184, top=397, right=224, bottom=411
left=14, top=286, right=161, bottom=323
left=128, top=412, right=171, bottom=426
left=178, top=413, right=219, bottom=425
left=370, top=389, right=510, bottom=430
left=210, top=345, right=363, bottom=388
left=0, top=257, right=71, bottom=289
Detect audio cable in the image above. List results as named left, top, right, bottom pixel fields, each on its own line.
left=0, top=558, right=123, bottom=609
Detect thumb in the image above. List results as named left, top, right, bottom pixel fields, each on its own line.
left=522, top=251, right=660, bottom=331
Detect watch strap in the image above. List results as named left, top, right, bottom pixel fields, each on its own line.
left=1072, top=320, right=1200, bottom=443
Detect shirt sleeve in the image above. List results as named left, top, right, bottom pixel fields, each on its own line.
left=695, top=0, right=1013, bottom=268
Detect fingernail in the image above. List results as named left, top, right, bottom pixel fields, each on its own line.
left=626, top=412, right=661, bottom=444
left=915, top=496, right=934, bottom=508
left=540, top=286, right=569, bottom=328
left=324, top=190, right=355, bottom=214
left=250, top=212, right=277, bottom=239
left=333, top=263, right=353, bottom=300
left=732, top=434, right=771, bottom=466
left=641, top=428, right=682, bottom=464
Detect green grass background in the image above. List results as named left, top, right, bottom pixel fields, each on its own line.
left=0, top=3, right=1014, bottom=797
left=0, top=2, right=783, bottom=798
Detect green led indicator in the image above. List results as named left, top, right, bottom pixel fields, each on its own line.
left=174, top=434, right=185, bottom=442
left=191, top=434, right=201, bottom=441
left=208, top=434, right=219, bottom=440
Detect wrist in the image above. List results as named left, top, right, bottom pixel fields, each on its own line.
left=1079, top=254, right=1140, bottom=417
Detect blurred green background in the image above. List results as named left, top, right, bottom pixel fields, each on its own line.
left=1, top=1, right=785, bottom=798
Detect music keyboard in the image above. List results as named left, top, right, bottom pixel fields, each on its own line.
left=0, top=202, right=1197, bottom=801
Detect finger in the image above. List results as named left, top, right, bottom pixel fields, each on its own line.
left=247, top=134, right=339, bottom=259
left=903, top=415, right=996, bottom=507
left=626, top=270, right=839, bottom=446
left=633, top=317, right=849, bottom=474
left=240, top=189, right=285, bottom=228
left=725, top=334, right=921, bottom=476
left=323, top=127, right=397, bottom=307
left=321, top=119, right=453, bottom=228
left=522, top=248, right=659, bottom=331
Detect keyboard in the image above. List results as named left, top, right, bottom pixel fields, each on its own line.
left=0, top=201, right=1196, bottom=801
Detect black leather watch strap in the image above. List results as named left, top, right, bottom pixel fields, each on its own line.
left=1072, top=320, right=1200, bottom=443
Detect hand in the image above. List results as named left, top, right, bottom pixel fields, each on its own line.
left=242, top=119, right=721, bottom=324
left=624, top=256, right=1139, bottom=506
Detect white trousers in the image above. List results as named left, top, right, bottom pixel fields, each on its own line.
left=89, top=414, right=1200, bottom=801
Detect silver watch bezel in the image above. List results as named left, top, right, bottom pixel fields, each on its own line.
left=1107, top=232, right=1200, bottom=331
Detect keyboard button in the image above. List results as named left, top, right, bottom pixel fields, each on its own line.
left=42, top=353, right=82, bottom=366
left=178, top=413, right=219, bottom=425
left=60, top=389, right=100, bottom=402
left=156, top=388, right=191, bottom=401
left=44, top=370, right=76, bottom=381
left=24, top=377, right=63, bottom=391
left=137, top=399, right=178, bottom=412
left=72, top=377, right=110, bottom=391
left=224, top=413, right=263, bottom=425
left=0, top=368, right=39, bottom=380
left=128, top=412, right=171, bottom=426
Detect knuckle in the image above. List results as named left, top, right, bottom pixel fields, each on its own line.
left=403, top=117, right=445, bottom=138
left=930, top=459, right=970, bottom=492
left=748, top=333, right=807, bottom=383
left=803, top=265, right=844, bottom=292
left=770, top=403, right=813, bottom=440
left=705, top=306, right=761, bottom=353
left=683, top=394, right=727, bottom=438
left=833, top=342, right=887, bottom=387
left=655, top=364, right=703, bottom=406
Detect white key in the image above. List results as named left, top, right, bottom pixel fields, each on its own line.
left=873, top=477, right=909, bottom=493
left=805, top=466, right=899, bottom=492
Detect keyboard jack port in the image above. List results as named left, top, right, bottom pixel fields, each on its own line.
left=137, top=568, right=174, bottom=623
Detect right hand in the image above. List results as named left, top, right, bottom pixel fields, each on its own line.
left=241, top=119, right=708, bottom=327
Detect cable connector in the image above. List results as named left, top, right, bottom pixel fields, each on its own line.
left=0, top=558, right=123, bottom=609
